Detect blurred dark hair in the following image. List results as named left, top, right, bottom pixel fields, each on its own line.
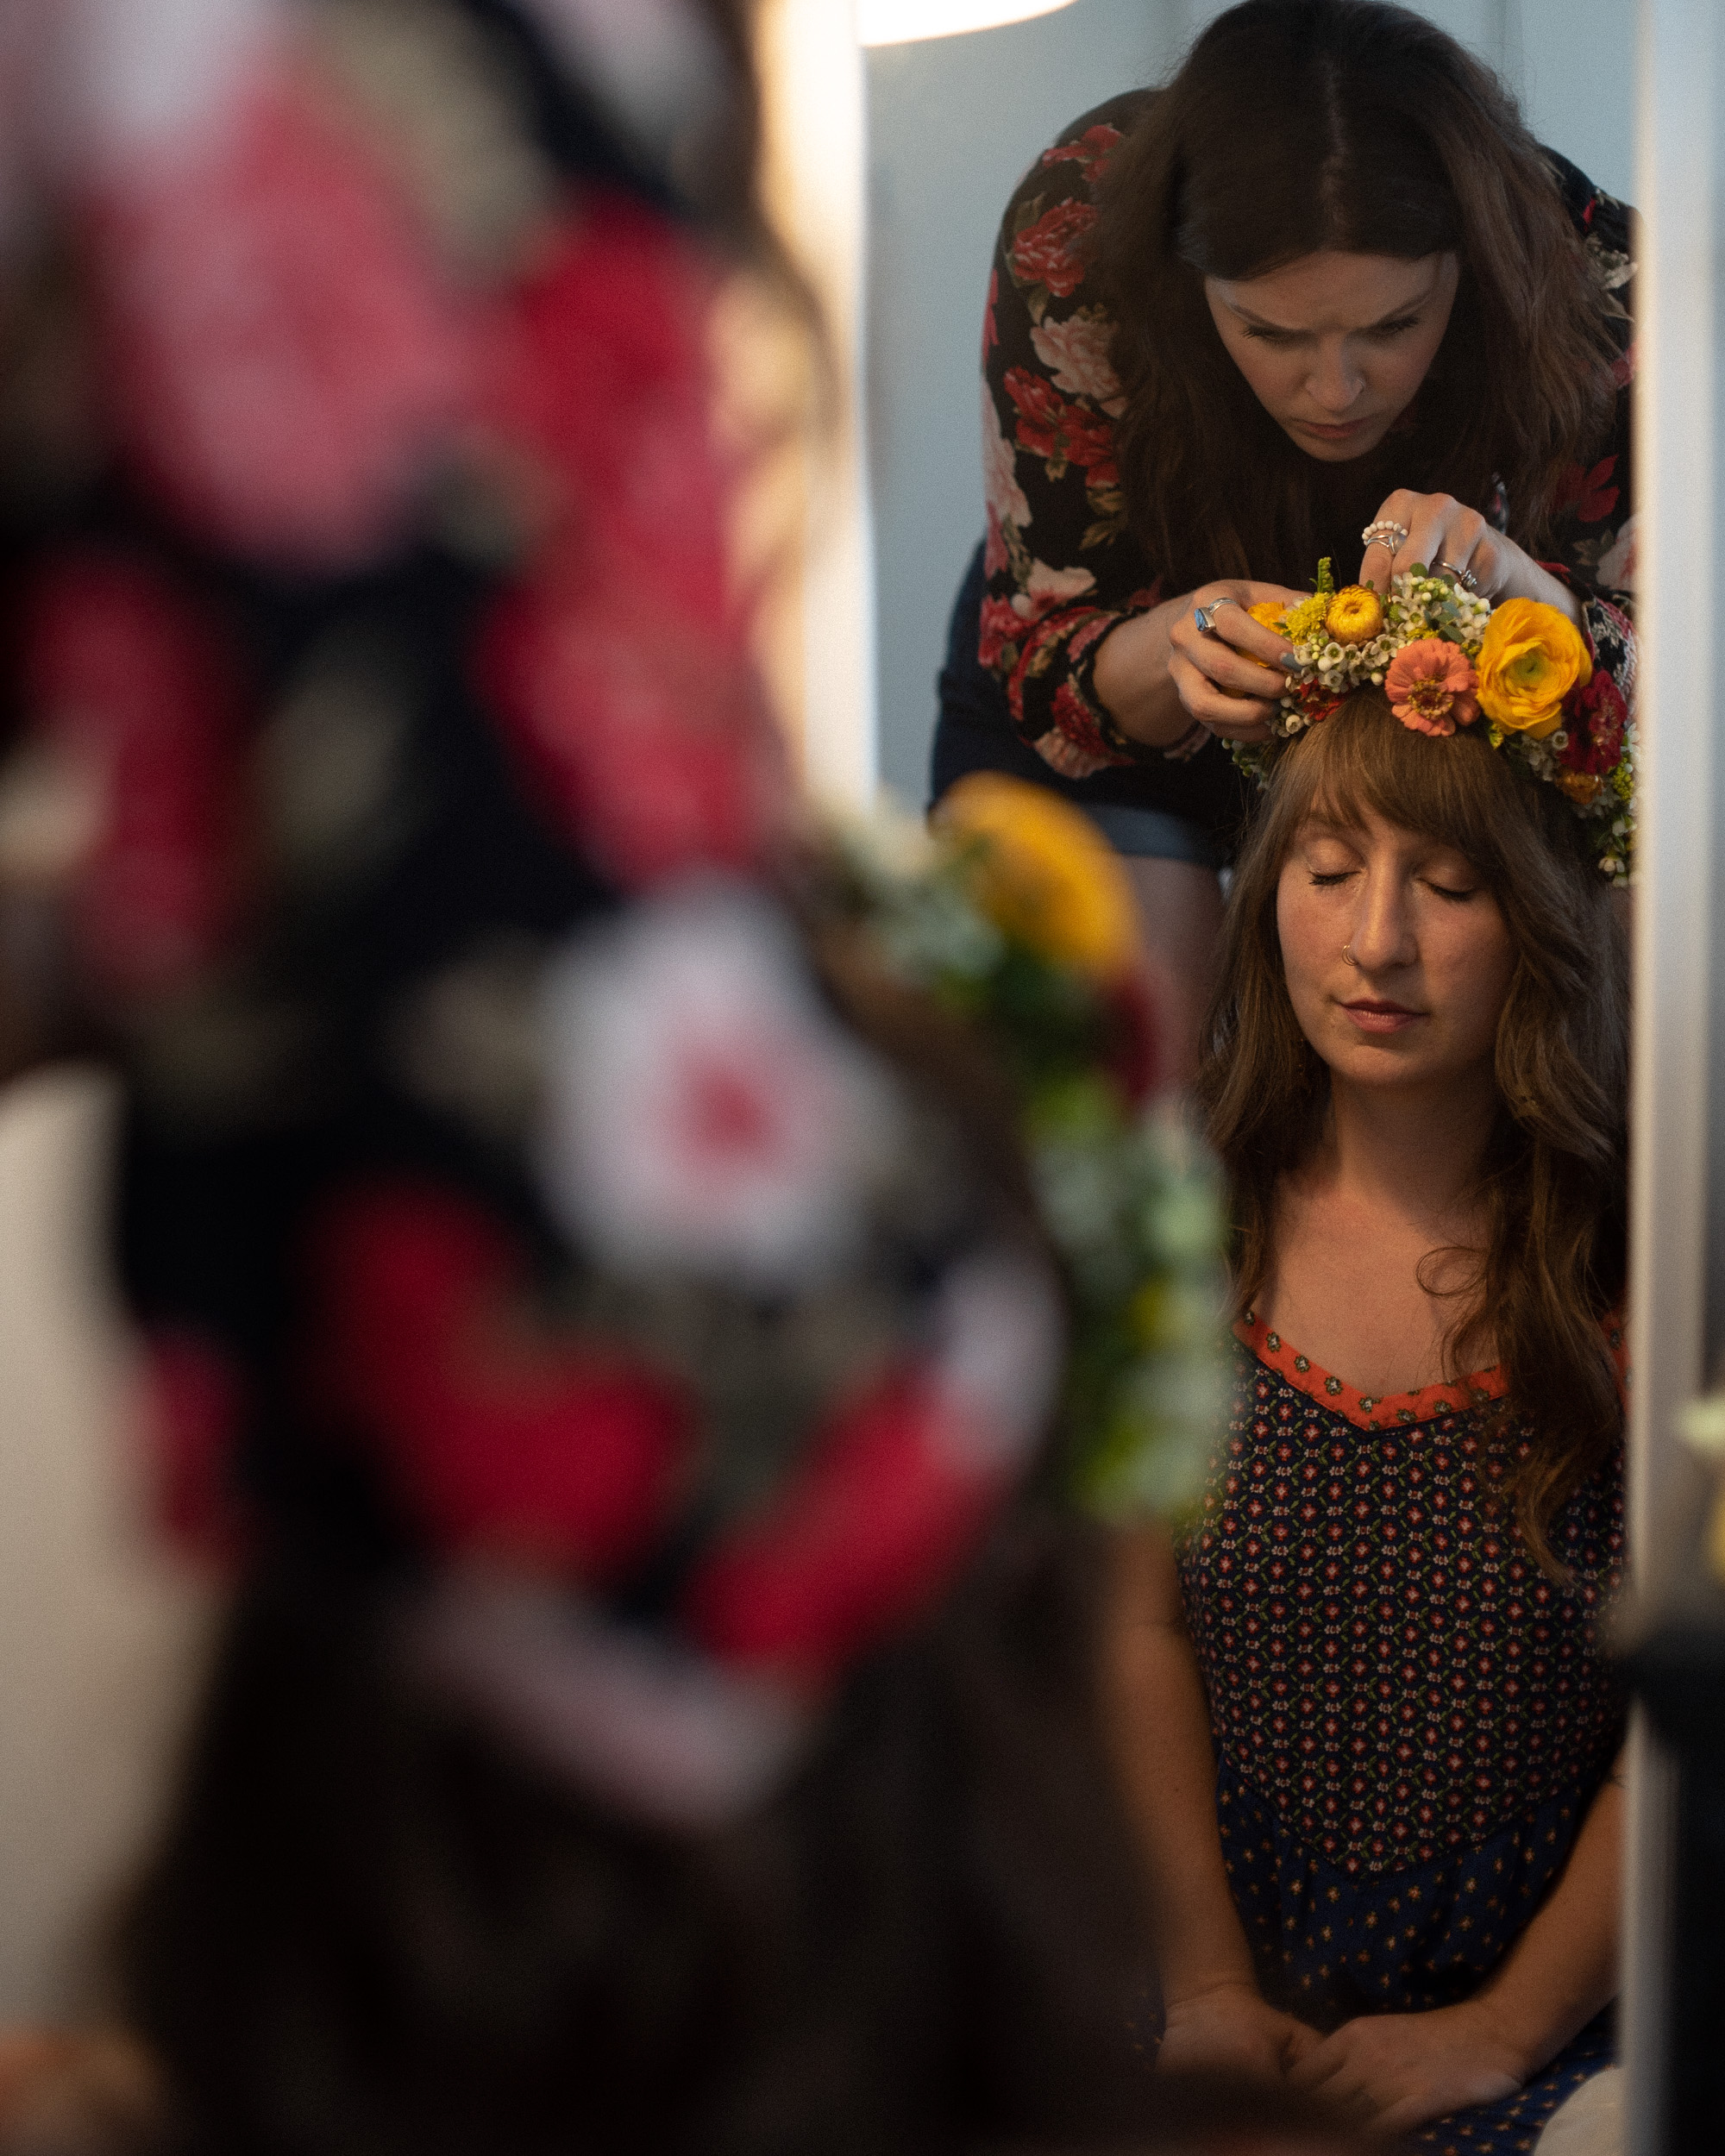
left=119, top=1520, right=1162, bottom=2156
left=1196, top=693, right=1628, bottom=1570
left=1092, top=0, right=1620, bottom=591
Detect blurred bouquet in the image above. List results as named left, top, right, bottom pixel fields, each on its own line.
left=834, top=774, right=1226, bottom=1518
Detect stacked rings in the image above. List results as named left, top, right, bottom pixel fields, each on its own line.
left=1435, top=557, right=1480, bottom=593
left=1361, top=520, right=1408, bottom=556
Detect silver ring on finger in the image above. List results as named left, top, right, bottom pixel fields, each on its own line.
left=1192, top=595, right=1237, bottom=636
left=1435, top=556, right=1480, bottom=593
left=1361, top=520, right=1409, bottom=555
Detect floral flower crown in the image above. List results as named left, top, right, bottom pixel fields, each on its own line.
left=1233, top=560, right=1635, bottom=885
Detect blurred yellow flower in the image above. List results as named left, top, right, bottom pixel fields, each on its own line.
left=1475, top=599, right=1592, bottom=738
left=1556, top=769, right=1604, bottom=806
left=939, top=772, right=1142, bottom=977
left=1326, top=586, right=1383, bottom=645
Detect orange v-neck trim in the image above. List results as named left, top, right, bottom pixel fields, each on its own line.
left=1234, top=1311, right=1508, bottom=1432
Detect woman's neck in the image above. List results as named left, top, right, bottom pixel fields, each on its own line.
left=1308, top=1065, right=1498, bottom=1233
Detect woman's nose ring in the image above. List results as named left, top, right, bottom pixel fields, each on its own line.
left=1343, top=945, right=1358, bottom=966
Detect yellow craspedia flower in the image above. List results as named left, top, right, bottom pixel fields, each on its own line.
left=1283, top=591, right=1329, bottom=642
left=1325, top=586, right=1384, bottom=645
left=1474, top=599, right=1591, bottom=738
left=939, top=772, right=1142, bottom=978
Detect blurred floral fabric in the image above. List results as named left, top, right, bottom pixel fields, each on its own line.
left=0, top=0, right=1085, bottom=1830
left=0, top=0, right=1222, bottom=1831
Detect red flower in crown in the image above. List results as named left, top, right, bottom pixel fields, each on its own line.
left=20, top=552, right=243, bottom=999
left=307, top=1185, right=693, bottom=1574
left=88, top=70, right=467, bottom=569
left=1008, top=200, right=1098, bottom=299
left=1561, top=668, right=1629, bottom=776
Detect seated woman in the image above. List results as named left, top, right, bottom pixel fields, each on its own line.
left=936, top=0, right=1635, bottom=1075
left=1106, top=575, right=1629, bottom=2150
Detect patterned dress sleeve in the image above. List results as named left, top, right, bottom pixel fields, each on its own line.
left=1539, top=160, right=1638, bottom=725
left=980, top=96, right=1164, bottom=781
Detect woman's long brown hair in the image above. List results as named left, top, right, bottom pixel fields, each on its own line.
left=1195, top=695, right=1628, bottom=1572
left=1091, top=0, right=1621, bottom=593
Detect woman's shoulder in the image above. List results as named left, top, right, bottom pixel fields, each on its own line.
left=1539, top=143, right=1636, bottom=313
left=999, top=89, right=1153, bottom=232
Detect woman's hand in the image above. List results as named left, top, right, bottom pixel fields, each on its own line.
left=1158, top=1978, right=1321, bottom=2081
left=1160, top=580, right=1311, bottom=744
left=1288, top=1999, right=1529, bottom=2136
left=1094, top=580, right=1308, bottom=751
left=1357, top=491, right=1582, bottom=624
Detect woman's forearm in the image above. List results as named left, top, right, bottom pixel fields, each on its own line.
left=1101, top=1521, right=1260, bottom=2002
left=1476, top=1757, right=1623, bottom=2074
left=1091, top=605, right=1196, bottom=749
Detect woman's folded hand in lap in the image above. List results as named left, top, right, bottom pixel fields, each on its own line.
left=1288, top=2000, right=1529, bottom=2137
left=1158, top=1977, right=1321, bottom=2081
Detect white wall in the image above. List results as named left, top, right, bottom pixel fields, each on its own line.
left=866, top=0, right=1637, bottom=803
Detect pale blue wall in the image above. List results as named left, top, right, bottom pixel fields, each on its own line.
left=865, top=0, right=1637, bottom=803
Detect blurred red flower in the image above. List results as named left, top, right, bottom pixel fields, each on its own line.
left=20, top=551, right=242, bottom=1000
left=476, top=569, right=794, bottom=887
left=88, top=71, right=466, bottom=568
left=309, top=1184, right=692, bottom=1576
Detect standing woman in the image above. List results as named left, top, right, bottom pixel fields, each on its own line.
left=932, top=0, right=1635, bottom=1075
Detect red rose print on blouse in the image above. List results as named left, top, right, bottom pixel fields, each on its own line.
left=86, top=69, right=467, bottom=570
left=20, top=551, right=242, bottom=1000
left=978, top=595, right=1023, bottom=670
left=1008, top=198, right=1098, bottom=302
left=1041, top=124, right=1124, bottom=186
left=1049, top=677, right=1120, bottom=768
left=1553, top=454, right=1621, bottom=525
left=307, top=1183, right=693, bottom=1576
left=1003, top=367, right=1117, bottom=482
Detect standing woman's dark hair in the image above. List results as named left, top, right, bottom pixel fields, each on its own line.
left=1093, top=0, right=1621, bottom=591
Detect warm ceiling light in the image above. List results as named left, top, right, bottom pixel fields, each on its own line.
left=857, top=0, right=1081, bottom=46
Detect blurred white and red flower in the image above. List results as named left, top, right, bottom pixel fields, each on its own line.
left=535, top=884, right=906, bottom=1290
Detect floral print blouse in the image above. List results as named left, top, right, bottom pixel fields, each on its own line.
left=980, top=92, right=1639, bottom=782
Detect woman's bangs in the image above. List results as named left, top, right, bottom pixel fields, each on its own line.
left=1282, top=694, right=1523, bottom=881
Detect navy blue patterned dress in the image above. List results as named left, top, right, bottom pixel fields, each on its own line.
left=1176, top=1317, right=1626, bottom=2153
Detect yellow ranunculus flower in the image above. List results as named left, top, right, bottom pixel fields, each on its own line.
left=1474, top=599, right=1591, bottom=738
left=1244, top=600, right=1289, bottom=671
left=1325, top=586, right=1383, bottom=646
left=938, top=772, right=1142, bottom=978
